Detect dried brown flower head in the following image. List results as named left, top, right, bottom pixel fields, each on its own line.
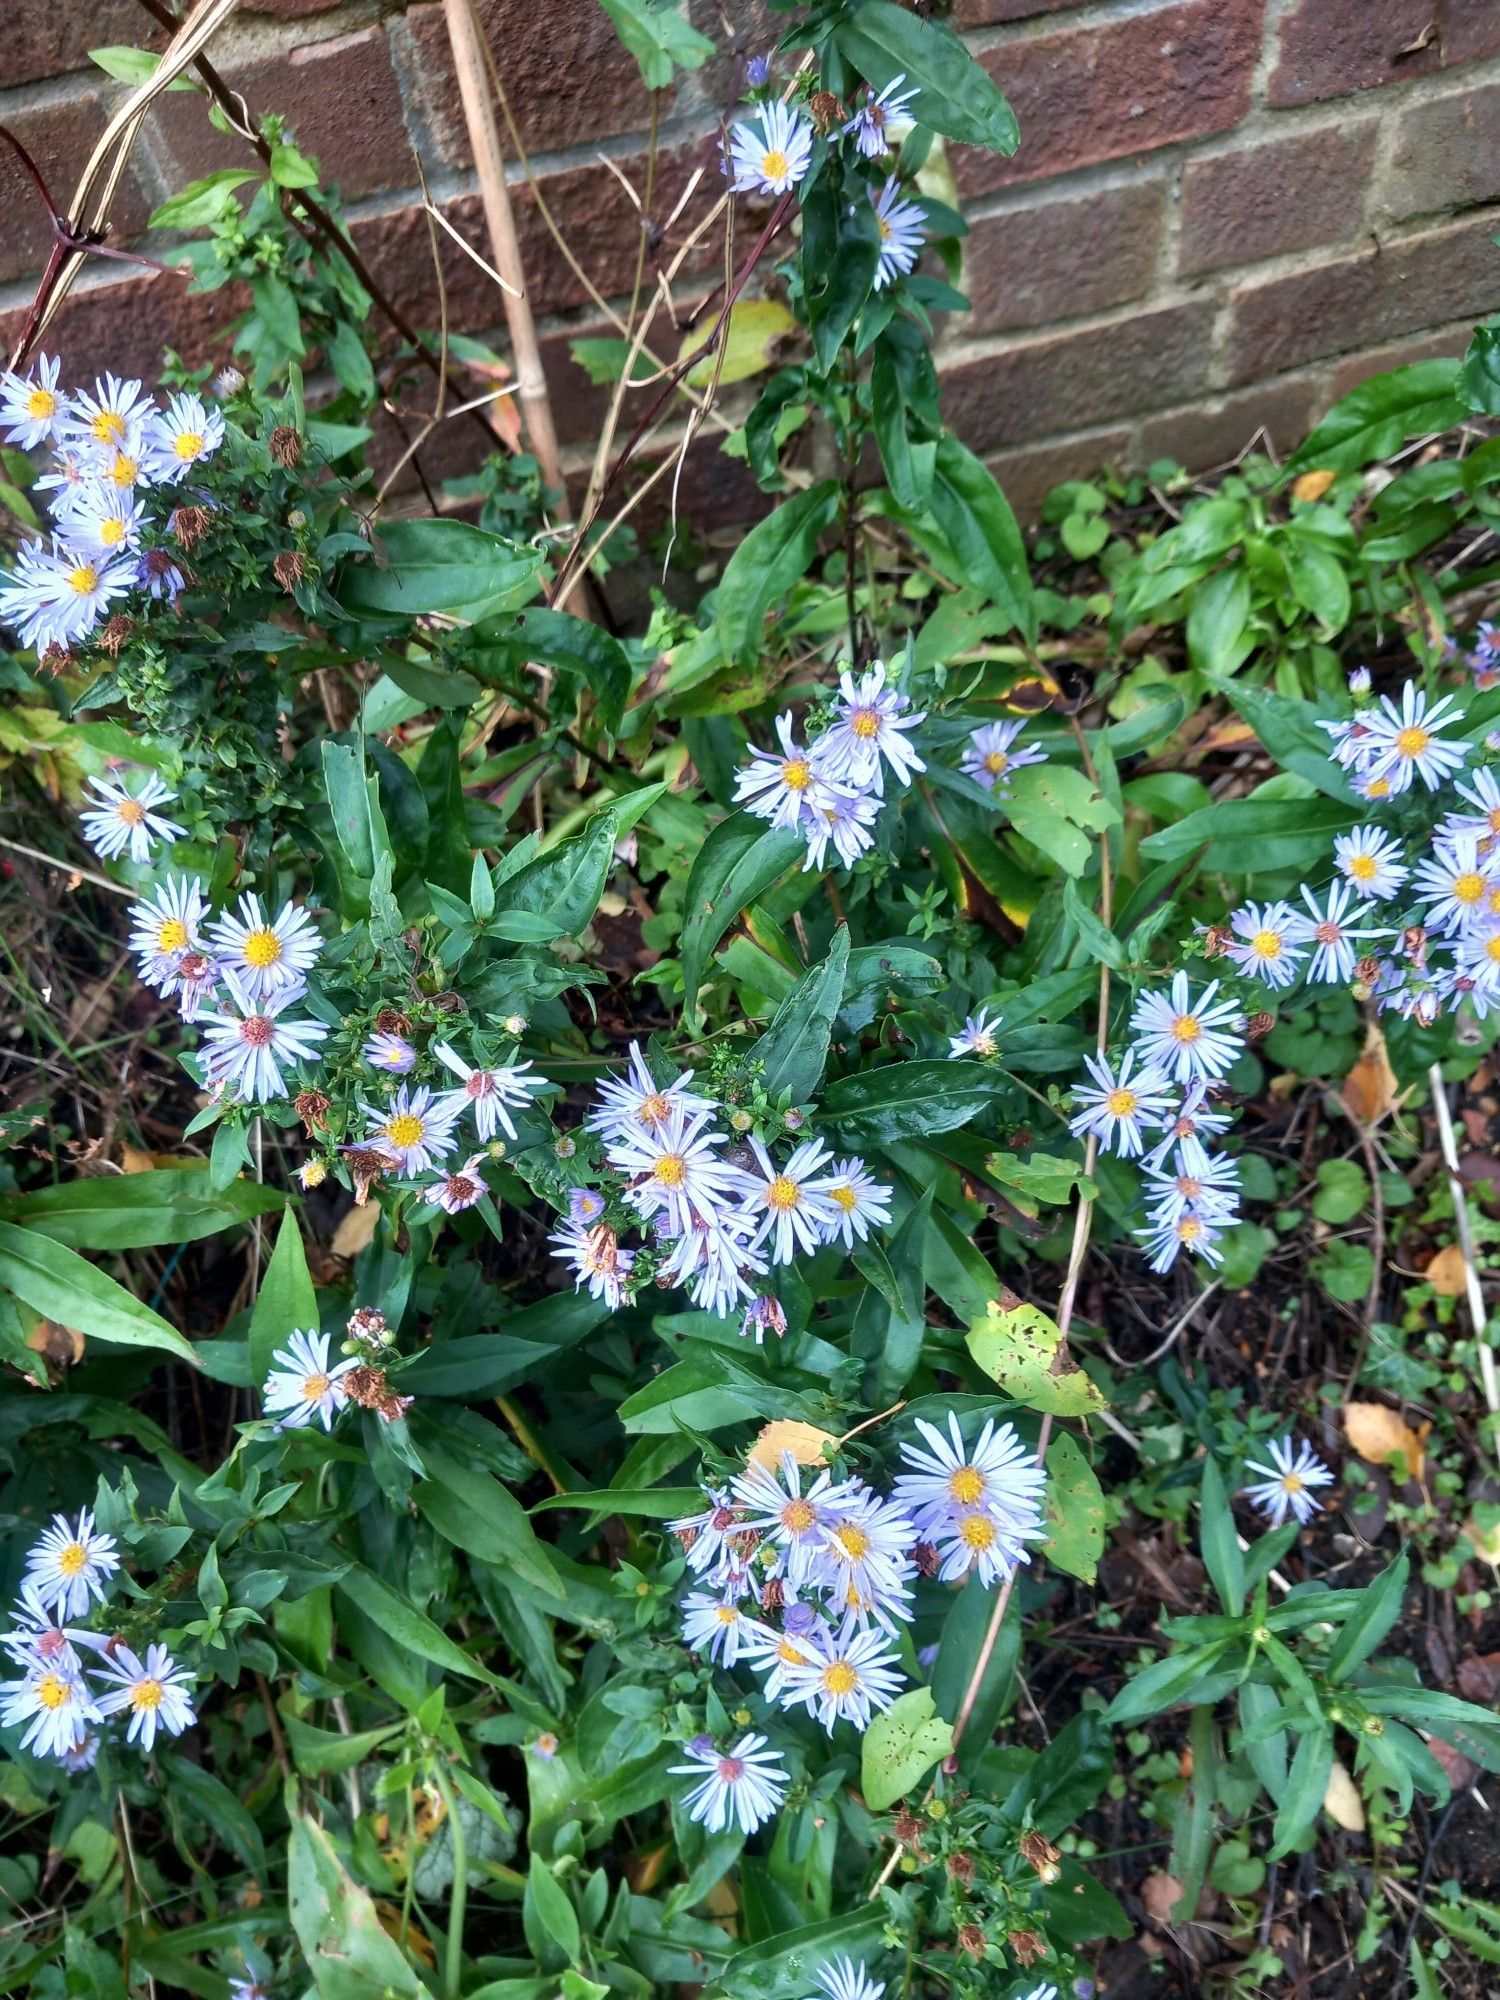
left=268, top=424, right=302, bottom=468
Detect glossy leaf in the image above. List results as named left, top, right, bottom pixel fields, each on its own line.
left=0, top=1220, right=194, bottom=1363
left=750, top=928, right=850, bottom=1106
left=715, top=481, right=840, bottom=664
left=339, top=518, right=544, bottom=621
left=6, top=1168, right=282, bottom=1250
left=928, top=435, right=1034, bottom=642
left=680, top=812, right=805, bottom=1012
left=832, top=1, right=1019, bottom=152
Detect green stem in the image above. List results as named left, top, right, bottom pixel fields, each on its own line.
left=432, top=1763, right=468, bottom=2000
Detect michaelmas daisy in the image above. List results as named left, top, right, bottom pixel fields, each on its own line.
left=92, top=1641, right=196, bottom=1752
left=23, top=1509, right=120, bottom=1622
left=671, top=1730, right=788, bottom=1834
left=263, top=1328, right=358, bottom=1430
left=1241, top=1436, right=1334, bottom=1527
left=725, top=100, right=813, bottom=196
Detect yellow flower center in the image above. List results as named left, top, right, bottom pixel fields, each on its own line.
left=386, top=1113, right=425, bottom=1148
left=1105, top=1087, right=1137, bottom=1118
left=822, top=1661, right=858, bottom=1696
left=782, top=757, right=811, bottom=793
left=1252, top=928, right=1282, bottom=960
left=174, top=430, right=204, bottom=461
left=766, top=1175, right=801, bottom=1212
left=57, top=1543, right=88, bottom=1577
left=1179, top=1217, right=1203, bottom=1244
left=851, top=707, right=881, bottom=739
left=109, top=455, right=139, bottom=488
left=242, top=927, right=283, bottom=968
left=782, top=1498, right=815, bottom=1533
left=1454, top=872, right=1485, bottom=904
left=654, top=1151, right=688, bottom=1188
left=637, top=1090, right=671, bottom=1127
left=714, top=1604, right=739, bottom=1625
left=26, top=387, right=56, bottom=420
left=948, top=1466, right=986, bottom=1506
left=959, top=1514, right=997, bottom=1551
left=1486, top=937, right=1500, bottom=964
left=100, top=517, right=127, bottom=548
left=1170, top=1013, right=1202, bottom=1044
left=761, top=147, right=789, bottom=180
left=832, top=1523, right=870, bottom=1561
left=984, top=750, right=1009, bottom=776
left=37, top=1674, right=71, bottom=1711
left=1348, top=853, right=1378, bottom=882
left=1365, top=775, right=1392, bottom=798
left=303, top=1372, right=331, bottom=1399
left=90, top=409, right=127, bottom=445
left=117, top=799, right=146, bottom=825
left=830, top=1183, right=859, bottom=1211
left=66, top=563, right=98, bottom=596
left=1394, top=725, right=1430, bottom=758
left=1280, top=1472, right=1304, bottom=1495
left=132, top=1678, right=164, bottom=1712
left=157, top=917, right=189, bottom=952
left=778, top=1638, right=805, bottom=1664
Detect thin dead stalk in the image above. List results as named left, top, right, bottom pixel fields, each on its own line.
left=1428, top=1060, right=1500, bottom=1422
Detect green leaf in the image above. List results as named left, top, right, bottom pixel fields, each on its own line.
left=1002, top=1713, right=1116, bottom=1837
left=1326, top=1552, right=1408, bottom=1683
left=1062, top=875, right=1123, bottom=969
left=1198, top=1458, right=1245, bottom=1616
left=715, top=481, right=840, bottom=664
left=928, top=435, right=1034, bottom=643
left=871, top=343, right=934, bottom=513
left=967, top=1295, right=1105, bottom=1417
left=1462, top=321, right=1500, bottom=416
left=750, top=928, right=850, bottom=1106
left=0, top=1220, right=194, bottom=1362
left=149, top=169, right=256, bottom=229
left=861, top=1686, right=954, bottom=1810
left=1286, top=360, right=1465, bottom=474
left=807, top=188, right=881, bottom=375
left=532, top=1485, right=702, bottom=1518
left=247, top=1206, right=318, bottom=1394
left=499, top=606, right=633, bottom=733
left=1270, top=1726, right=1333, bottom=1858
left=820, top=1060, right=994, bottom=1145
left=1210, top=680, right=1359, bottom=802
left=5, top=1168, right=282, bottom=1250
left=1004, top=762, right=1119, bottom=877
left=526, top=1853, right=581, bottom=1961
left=288, top=1810, right=426, bottom=2000
left=1105, top=1643, right=1230, bottom=1725
left=1042, top=1432, right=1106, bottom=1583
left=414, top=1444, right=563, bottom=1598
left=90, top=45, right=197, bottom=88
left=322, top=738, right=381, bottom=878
left=339, top=518, right=545, bottom=622
left=1312, top=1158, right=1369, bottom=1225
left=596, top=0, right=712, bottom=88
left=1409, top=1941, right=1445, bottom=2000
left=501, top=805, right=619, bottom=939
left=1138, top=793, right=1355, bottom=875
left=335, top=1563, right=494, bottom=1683
left=1185, top=564, right=1254, bottom=676
left=833, top=1, right=1020, bottom=152
left=679, top=812, right=805, bottom=1012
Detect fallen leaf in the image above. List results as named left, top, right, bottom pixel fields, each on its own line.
left=1341, top=1023, right=1400, bottom=1127
left=747, top=1419, right=838, bottom=1472
left=1141, top=1872, right=1184, bottom=1928
left=1344, top=1401, right=1426, bottom=1482
left=1292, top=468, right=1337, bottom=503
left=1322, top=1759, right=1366, bottom=1832
left=1458, top=1652, right=1500, bottom=1704
left=1424, top=1733, right=1478, bottom=1793
left=1425, top=1243, right=1469, bottom=1298
left=330, top=1203, right=381, bottom=1258
left=27, top=1319, right=84, bottom=1367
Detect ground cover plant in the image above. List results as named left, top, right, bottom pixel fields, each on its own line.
left=6, top=4, right=1500, bottom=1997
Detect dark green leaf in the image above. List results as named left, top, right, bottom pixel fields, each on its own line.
left=339, top=518, right=545, bottom=621
left=833, top=1, right=1019, bottom=152
left=6, top=1168, right=282, bottom=1249
left=750, top=928, right=849, bottom=1105
left=928, top=435, right=1034, bottom=643
left=680, top=812, right=804, bottom=1012
left=1286, top=360, right=1465, bottom=474
left=714, top=482, right=840, bottom=664
left=0, top=1220, right=194, bottom=1362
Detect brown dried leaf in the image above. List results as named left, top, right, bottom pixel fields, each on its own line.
left=1291, top=468, right=1337, bottom=503
left=1322, top=1759, right=1366, bottom=1831
left=1344, top=1400, right=1426, bottom=1481
left=330, top=1203, right=381, bottom=1259
left=1141, top=1872, right=1184, bottom=1928
left=27, top=1319, right=84, bottom=1368
left=747, top=1420, right=838, bottom=1472
left=1458, top=1652, right=1500, bottom=1704
left=1425, top=1733, right=1478, bottom=1794
left=1341, top=1023, right=1399, bottom=1127
left=1426, top=1243, right=1469, bottom=1298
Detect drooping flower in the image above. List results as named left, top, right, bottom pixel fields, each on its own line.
left=1141, top=1080, right=1235, bottom=1176
left=0, top=1580, right=100, bottom=1674
left=741, top=1293, right=788, bottom=1342
left=207, top=892, right=322, bottom=1003
left=800, top=783, right=880, bottom=872
left=725, top=100, right=814, bottom=196
left=656, top=1212, right=764, bottom=1317
left=363, top=1030, right=417, bottom=1074
left=777, top=1621, right=905, bottom=1732
left=263, top=1328, right=358, bottom=1430
left=549, top=1217, right=636, bottom=1311
left=78, top=770, right=185, bottom=864
left=843, top=72, right=918, bottom=156
left=815, top=661, right=926, bottom=795
left=948, top=1004, right=1001, bottom=1058
left=92, top=1640, right=197, bottom=1751
left=668, top=1487, right=744, bottom=1584
left=201, top=973, right=329, bottom=1103
left=1141, top=1151, right=1242, bottom=1230
left=872, top=176, right=926, bottom=290
left=432, top=1040, right=545, bottom=1142
left=1130, top=972, right=1245, bottom=1086
left=670, top=1730, right=789, bottom=1834
left=1223, top=899, right=1310, bottom=989
left=1138, top=1209, right=1227, bottom=1274
left=23, top=1509, right=120, bottom=1622
left=959, top=719, right=1047, bottom=798
left=1068, top=1049, right=1177, bottom=1158
left=1241, top=1436, right=1334, bottom=1527
left=1332, top=825, right=1409, bottom=901
left=360, top=1083, right=461, bottom=1176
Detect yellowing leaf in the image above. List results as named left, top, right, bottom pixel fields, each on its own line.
left=330, top=1203, right=381, bottom=1259
left=748, top=1419, right=838, bottom=1472
left=681, top=299, right=798, bottom=390
left=1341, top=1023, right=1400, bottom=1128
left=1425, top=1244, right=1468, bottom=1298
left=1292, top=468, right=1337, bottom=503
left=1322, top=1759, right=1366, bottom=1832
left=966, top=1295, right=1106, bottom=1417
left=1344, top=1401, right=1426, bottom=1482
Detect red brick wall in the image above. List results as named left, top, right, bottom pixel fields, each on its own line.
left=4, top=0, right=1500, bottom=523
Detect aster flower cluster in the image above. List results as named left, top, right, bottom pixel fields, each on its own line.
left=722, top=78, right=927, bottom=289
left=262, top=1305, right=413, bottom=1432
left=1068, top=974, right=1246, bottom=1274
left=350, top=1032, right=543, bottom=1213
left=549, top=1039, right=891, bottom=1325
left=0, top=1509, right=195, bottom=1768
left=666, top=1415, right=1046, bottom=1836
left=734, top=661, right=927, bottom=871
left=0, top=357, right=224, bottom=656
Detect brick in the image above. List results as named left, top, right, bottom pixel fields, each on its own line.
left=2, top=1, right=166, bottom=87
left=240, top=0, right=347, bottom=13
left=404, top=0, right=661, bottom=166
left=147, top=28, right=410, bottom=203
left=0, top=270, right=239, bottom=387
left=0, top=94, right=151, bottom=288
left=955, top=0, right=1090, bottom=24
left=1176, top=120, right=1377, bottom=277
left=1223, top=208, right=1500, bottom=383
left=1380, top=77, right=1500, bottom=222
left=964, top=179, right=1167, bottom=333
left=1269, top=0, right=1500, bottom=106
left=940, top=301, right=1218, bottom=455
left=958, top=0, right=1261, bottom=197
left=1132, top=376, right=1323, bottom=471
left=984, top=426, right=1132, bottom=519
left=1324, top=321, right=1475, bottom=400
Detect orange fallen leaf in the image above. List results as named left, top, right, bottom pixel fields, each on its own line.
left=1344, top=1400, right=1427, bottom=1481
left=27, top=1320, right=84, bottom=1368
left=1292, top=468, right=1337, bottom=504
left=747, top=1419, right=838, bottom=1472
left=1425, top=1243, right=1469, bottom=1298
left=1341, top=1023, right=1400, bottom=1127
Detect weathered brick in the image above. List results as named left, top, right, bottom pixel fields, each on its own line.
left=1269, top=0, right=1500, bottom=107
left=964, top=179, right=1167, bottom=333
left=0, top=94, right=151, bottom=288
left=2, top=2, right=165, bottom=87
left=1132, top=376, right=1323, bottom=471
left=1324, top=321, right=1475, bottom=400
left=954, top=0, right=1091, bottom=24
left=240, top=0, right=347, bottom=13
left=404, top=0, right=661, bottom=165
left=1223, top=209, right=1500, bottom=384
left=940, top=301, right=1218, bottom=455
left=959, top=0, right=1261, bottom=197
left=147, top=28, right=410, bottom=203
left=1380, top=77, right=1500, bottom=222
left=1176, top=119, right=1378, bottom=277
left=984, top=425, right=1132, bottom=519
left=0, top=270, right=238, bottom=386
